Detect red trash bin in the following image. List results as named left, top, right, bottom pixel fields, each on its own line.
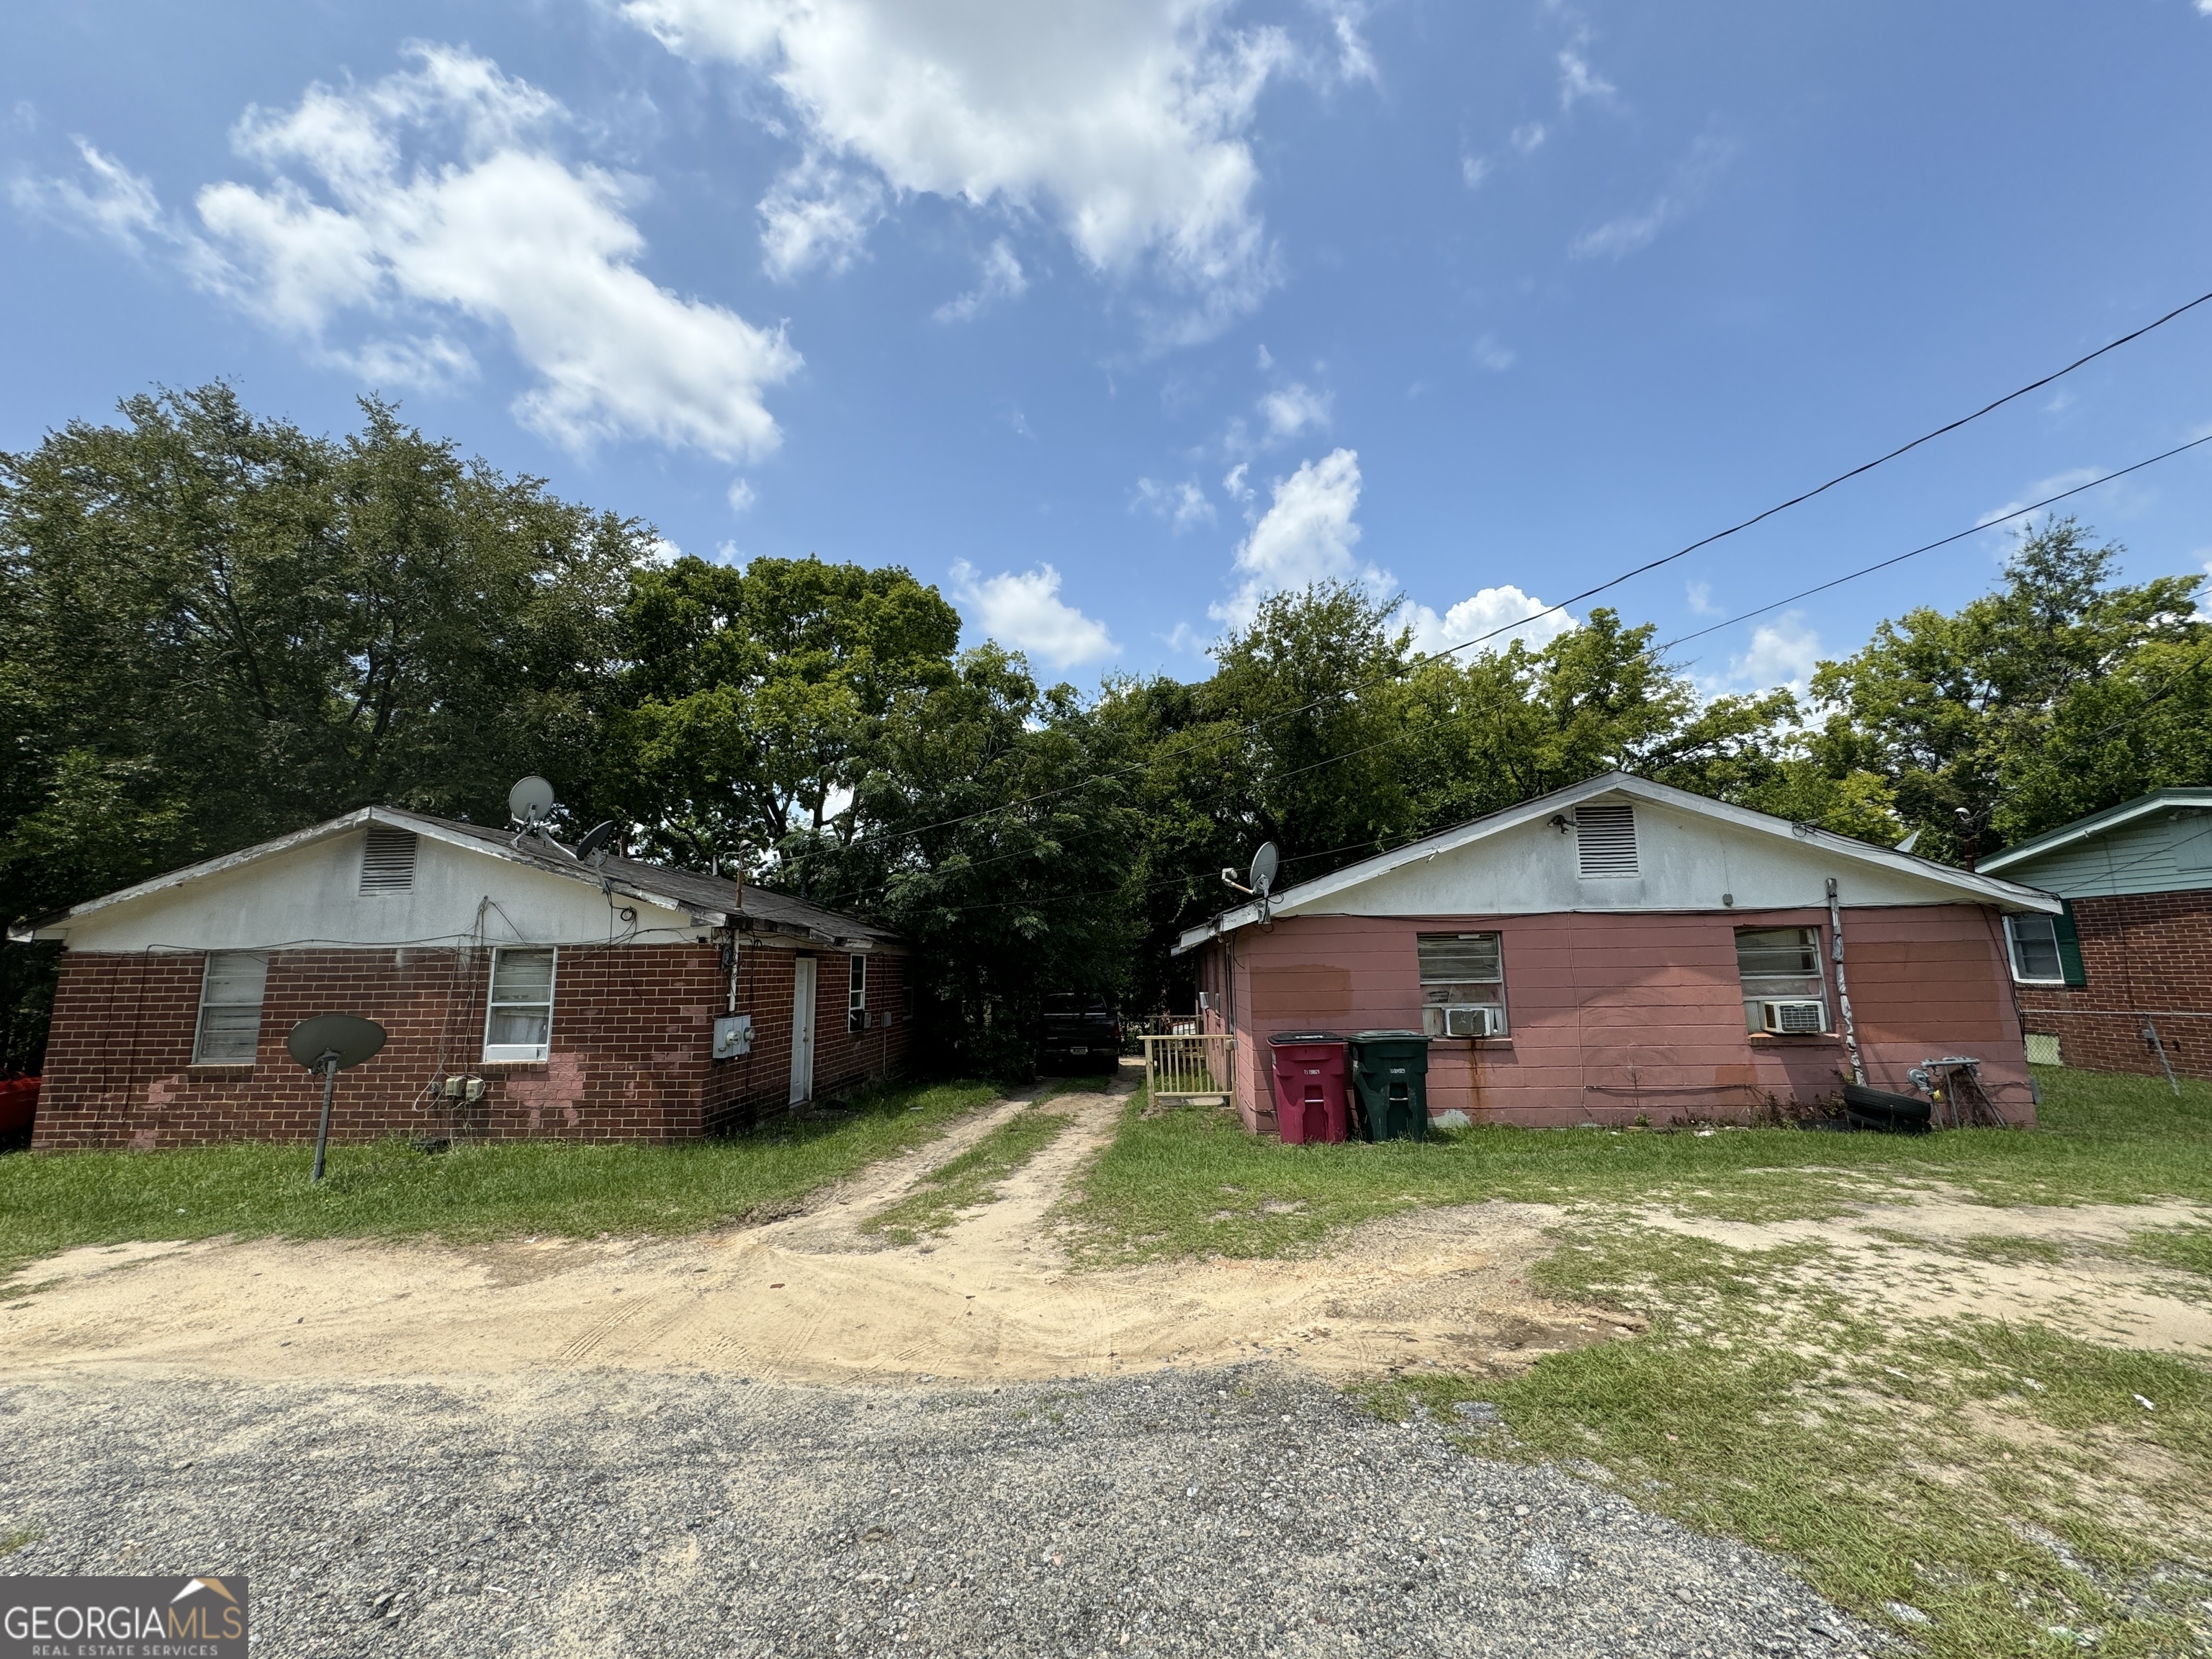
left=1268, top=1032, right=1349, bottom=1144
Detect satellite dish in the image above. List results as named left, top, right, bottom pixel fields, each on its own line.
left=508, top=775, right=557, bottom=827
left=1249, top=842, right=1281, bottom=896
left=287, top=1013, right=387, bottom=1184
left=576, top=820, right=617, bottom=864
left=288, top=1014, right=387, bottom=1072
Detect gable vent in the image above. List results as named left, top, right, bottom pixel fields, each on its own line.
left=1575, top=804, right=1638, bottom=878
left=361, top=824, right=419, bottom=894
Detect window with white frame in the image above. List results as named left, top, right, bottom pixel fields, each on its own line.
left=1417, top=932, right=1507, bottom=1037
left=2005, top=914, right=2067, bottom=984
left=1736, top=927, right=1828, bottom=1034
left=483, top=947, right=556, bottom=1062
left=194, top=950, right=268, bottom=1064
left=848, top=953, right=867, bottom=1015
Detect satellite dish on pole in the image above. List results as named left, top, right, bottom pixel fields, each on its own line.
left=508, top=775, right=557, bottom=829
left=288, top=1014, right=387, bottom=1184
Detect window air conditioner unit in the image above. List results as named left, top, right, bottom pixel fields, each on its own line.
left=848, top=1008, right=873, bottom=1033
left=1761, top=999, right=1826, bottom=1035
left=1442, top=1004, right=1503, bottom=1038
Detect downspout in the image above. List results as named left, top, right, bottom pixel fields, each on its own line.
left=1826, top=877, right=1866, bottom=1087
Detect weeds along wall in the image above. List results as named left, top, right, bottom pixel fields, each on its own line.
left=32, top=940, right=912, bottom=1150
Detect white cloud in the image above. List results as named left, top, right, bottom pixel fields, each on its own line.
left=1976, top=467, right=2101, bottom=528
left=727, top=478, right=757, bottom=513
left=1686, top=580, right=1722, bottom=617
left=1254, top=343, right=1273, bottom=369
left=23, top=45, right=799, bottom=458
left=1511, top=122, right=1547, bottom=154
left=645, top=536, right=685, bottom=565
left=1569, top=130, right=1733, bottom=261
left=1471, top=333, right=1514, bottom=372
left=1211, top=447, right=1388, bottom=625
left=621, top=0, right=1313, bottom=338
left=950, top=559, right=1120, bottom=667
left=1395, top=586, right=1575, bottom=661
left=1557, top=42, right=1615, bottom=110
left=759, top=151, right=886, bottom=279
left=1728, top=611, right=1821, bottom=693
left=934, top=238, right=1028, bottom=323
left=1258, top=381, right=1331, bottom=441
left=1460, top=152, right=1492, bottom=189
left=1223, top=462, right=1254, bottom=503
left=12, top=139, right=170, bottom=254
left=1132, top=476, right=1215, bottom=531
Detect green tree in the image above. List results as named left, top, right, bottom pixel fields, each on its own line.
left=596, top=553, right=961, bottom=871
left=0, top=384, right=642, bottom=1066
left=1807, top=517, right=2206, bottom=859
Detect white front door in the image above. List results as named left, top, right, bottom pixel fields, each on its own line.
left=789, top=957, right=817, bottom=1105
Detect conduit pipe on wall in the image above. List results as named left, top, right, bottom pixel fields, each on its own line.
left=1826, top=877, right=1866, bottom=1086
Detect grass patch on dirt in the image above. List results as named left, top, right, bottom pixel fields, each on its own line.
left=1364, top=1229, right=2212, bottom=1659
left=0, top=1524, right=42, bottom=1557
left=1066, top=1066, right=2212, bottom=1263
left=2127, top=1226, right=2212, bottom=1280
left=0, top=1078, right=1000, bottom=1283
left=862, top=1105, right=1071, bottom=1246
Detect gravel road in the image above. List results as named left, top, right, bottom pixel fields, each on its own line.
left=0, top=1364, right=1875, bottom=1658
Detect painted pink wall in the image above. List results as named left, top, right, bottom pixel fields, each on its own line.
left=1206, top=904, right=2034, bottom=1129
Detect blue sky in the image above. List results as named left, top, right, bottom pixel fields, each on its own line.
left=8, top=1, right=2212, bottom=696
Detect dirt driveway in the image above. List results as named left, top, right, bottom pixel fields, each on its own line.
left=0, top=1071, right=1617, bottom=1388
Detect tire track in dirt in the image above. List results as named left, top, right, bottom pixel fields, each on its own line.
left=0, top=1064, right=1617, bottom=1387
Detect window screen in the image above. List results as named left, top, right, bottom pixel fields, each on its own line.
left=194, top=950, right=268, bottom=1064
left=2006, top=914, right=2065, bottom=984
left=359, top=824, right=418, bottom=894
left=1418, top=932, right=1506, bottom=1035
left=1736, top=927, right=1826, bottom=1033
left=849, top=953, right=867, bottom=1013
left=1575, top=804, right=1638, bottom=877
left=484, top=947, right=556, bottom=1062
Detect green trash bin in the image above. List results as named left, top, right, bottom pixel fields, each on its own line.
left=1346, top=1030, right=1431, bottom=1142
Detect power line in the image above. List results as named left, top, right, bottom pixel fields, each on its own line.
left=761, top=281, right=2212, bottom=876
left=1654, top=433, right=2212, bottom=654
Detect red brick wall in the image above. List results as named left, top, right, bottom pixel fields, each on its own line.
left=2015, top=889, right=2212, bottom=1080
left=1213, top=903, right=2034, bottom=1129
left=34, top=938, right=914, bottom=1150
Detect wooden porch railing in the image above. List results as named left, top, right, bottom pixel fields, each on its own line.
left=1141, top=1031, right=1233, bottom=1102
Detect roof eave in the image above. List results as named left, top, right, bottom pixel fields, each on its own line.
left=1979, top=788, right=2212, bottom=875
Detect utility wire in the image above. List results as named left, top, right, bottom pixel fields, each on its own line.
left=763, top=282, right=2212, bottom=878
left=1655, top=433, right=2212, bottom=654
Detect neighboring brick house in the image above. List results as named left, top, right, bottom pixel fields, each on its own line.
left=9, top=809, right=914, bottom=1149
left=1978, top=788, right=2212, bottom=1082
left=1175, top=773, right=2063, bottom=1130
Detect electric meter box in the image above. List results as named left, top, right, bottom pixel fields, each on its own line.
left=713, top=1015, right=754, bottom=1060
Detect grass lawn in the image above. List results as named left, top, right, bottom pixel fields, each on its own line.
left=1069, top=1067, right=2212, bottom=1658
left=0, top=1077, right=999, bottom=1283
left=1065, top=1064, right=2212, bottom=1262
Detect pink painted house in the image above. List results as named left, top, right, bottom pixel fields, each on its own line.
left=1174, top=773, right=2061, bottom=1130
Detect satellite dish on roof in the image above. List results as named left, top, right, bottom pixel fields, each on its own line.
left=508, top=775, right=557, bottom=828
left=287, top=1014, right=387, bottom=1184
left=1249, top=842, right=1280, bottom=897
left=576, top=820, right=617, bottom=866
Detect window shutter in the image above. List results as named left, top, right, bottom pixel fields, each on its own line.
left=2054, top=901, right=2087, bottom=987
left=1575, top=804, right=1638, bottom=878
left=361, top=824, right=419, bottom=893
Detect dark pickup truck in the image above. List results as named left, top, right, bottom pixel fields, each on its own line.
left=1037, top=994, right=1122, bottom=1074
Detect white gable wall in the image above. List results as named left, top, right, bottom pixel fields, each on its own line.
left=53, top=824, right=703, bottom=953
left=1291, top=793, right=2005, bottom=918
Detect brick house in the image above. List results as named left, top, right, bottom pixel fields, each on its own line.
left=1175, top=773, right=2062, bottom=1130
left=1977, top=787, right=2212, bottom=1082
left=9, top=809, right=913, bottom=1149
